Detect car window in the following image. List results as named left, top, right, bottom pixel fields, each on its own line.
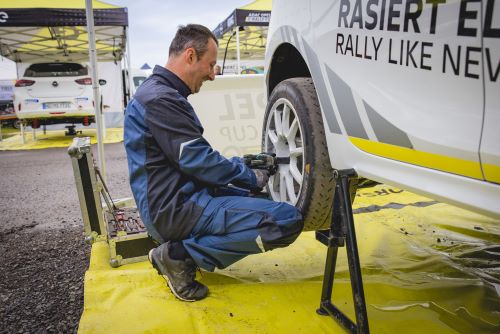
left=133, top=76, right=147, bottom=88
left=24, top=63, right=88, bottom=77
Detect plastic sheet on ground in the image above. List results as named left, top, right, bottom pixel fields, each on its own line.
left=0, top=128, right=123, bottom=151
left=78, top=185, right=500, bottom=333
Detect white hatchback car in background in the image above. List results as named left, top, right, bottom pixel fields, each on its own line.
left=131, top=68, right=148, bottom=91
left=14, top=62, right=96, bottom=126
left=263, top=0, right=500, bottom=230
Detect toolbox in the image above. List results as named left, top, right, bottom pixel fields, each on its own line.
left=68, top=137, right=157, bottom=267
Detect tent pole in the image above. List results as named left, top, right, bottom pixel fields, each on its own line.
left=236, top=26, right=241, bottom=75
left=85, top=0, right=106, bottom=181
left=20, top=120, right=25, bottom=144
left=125, top=27, right=134, bottom=98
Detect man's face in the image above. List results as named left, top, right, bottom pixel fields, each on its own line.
left=189, top=38, right=217, bottom=94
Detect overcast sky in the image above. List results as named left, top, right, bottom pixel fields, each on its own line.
left=107, top=0, right=250, bottom=68
left=0, top=0, right=250, bottom=78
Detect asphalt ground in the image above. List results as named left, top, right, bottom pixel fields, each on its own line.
left=2, top=140, right=499, bottom=333
left=0, top=142, right=132, bottom=334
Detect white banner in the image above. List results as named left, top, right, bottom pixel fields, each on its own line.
left=189, top=74, right=266, bottom=157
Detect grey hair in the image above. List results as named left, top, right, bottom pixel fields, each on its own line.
left=169, top=24, right=219, bottom=59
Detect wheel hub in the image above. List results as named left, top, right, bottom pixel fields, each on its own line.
left=264, top=98, right=305, bottom=205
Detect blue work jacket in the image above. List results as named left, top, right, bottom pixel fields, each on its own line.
left=124, top=66, right=257, bottom=242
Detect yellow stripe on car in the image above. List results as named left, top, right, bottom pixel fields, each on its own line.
left=483, top=164, right=500, bottom=184
left=349, top=137, right=484, bottom=180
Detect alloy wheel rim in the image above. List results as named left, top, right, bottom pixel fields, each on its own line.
left=264, top=97, right=305, bottom=205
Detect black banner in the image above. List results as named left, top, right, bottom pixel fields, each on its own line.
left=213, top=9, right=270, bottom=39
left=236, top=9, right=270, bottom=26
left=0, top=8, right=128, bottom=27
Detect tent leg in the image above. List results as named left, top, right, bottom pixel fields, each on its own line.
left=102, top=116, right=106, bottom=141
left=20, top=120, right=25, bottom=144
left=125, top=26, right=134, bottom=99
left=0, top=120, right=2, bottom=142
left=32, top=126, right=37, bottom=141
left=236, top=26, right=241, bottom=75
left=43, top=123, right=46, bottom=135
left=85, top=0, right=106, bottom=181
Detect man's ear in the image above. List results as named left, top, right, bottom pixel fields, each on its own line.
left=184, top=47, right=196, bottom=65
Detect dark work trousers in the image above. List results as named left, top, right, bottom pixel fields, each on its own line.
left=182, top=195, right=303, bottom=272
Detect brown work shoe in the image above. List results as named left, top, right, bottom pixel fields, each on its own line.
left=148, top=241, right=208, bottom=301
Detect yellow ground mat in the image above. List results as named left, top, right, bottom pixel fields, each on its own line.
left=0, top=128, right=123, bottom=150
left=78, top=185, right=500, bottom=334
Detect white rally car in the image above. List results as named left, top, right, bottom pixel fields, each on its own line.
left=263, top=0, right=500, bottom=230
left=14, top=62, right=96, bottom=126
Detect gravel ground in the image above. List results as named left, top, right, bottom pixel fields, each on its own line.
left=0, top=143, right=132, bottom=334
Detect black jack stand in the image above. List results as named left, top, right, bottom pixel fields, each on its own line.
left=65, top=124, right=82, bottom=136
left=316, top=169, right=369, bottom=334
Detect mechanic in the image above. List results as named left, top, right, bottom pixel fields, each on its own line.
left=124, top=24, right=303, bottom=302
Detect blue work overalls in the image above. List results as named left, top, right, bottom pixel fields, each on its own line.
left=124, top=65, right=303, bottom=271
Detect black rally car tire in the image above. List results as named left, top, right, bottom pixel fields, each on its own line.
left=262, top=78, right=335, bottom=231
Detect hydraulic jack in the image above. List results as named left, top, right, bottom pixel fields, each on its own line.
left=316, top=169, right=369, bottom=334
left=65, top=124, right=81, bottom=136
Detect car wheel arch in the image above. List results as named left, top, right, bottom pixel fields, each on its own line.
left=268, top=43, right=311, bottom=97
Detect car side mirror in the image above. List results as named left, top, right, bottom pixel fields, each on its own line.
left=99, top=79, right=107, bottom=86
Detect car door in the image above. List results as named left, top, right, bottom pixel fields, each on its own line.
left=310, top=0, right=484, bottom=181
left=480, top=0, right=500, bottom=184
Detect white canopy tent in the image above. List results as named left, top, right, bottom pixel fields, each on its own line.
left=0, top=0, right=131, bottom=176
left=213, top=0, right=271, bottom=75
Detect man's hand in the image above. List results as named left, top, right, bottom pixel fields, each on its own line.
left=243, top=153, right=278, bottom=175
left=253, top=169, right=270, bottom=188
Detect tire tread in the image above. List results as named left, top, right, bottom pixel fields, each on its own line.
left=263, top=77, right=335, bottom=230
